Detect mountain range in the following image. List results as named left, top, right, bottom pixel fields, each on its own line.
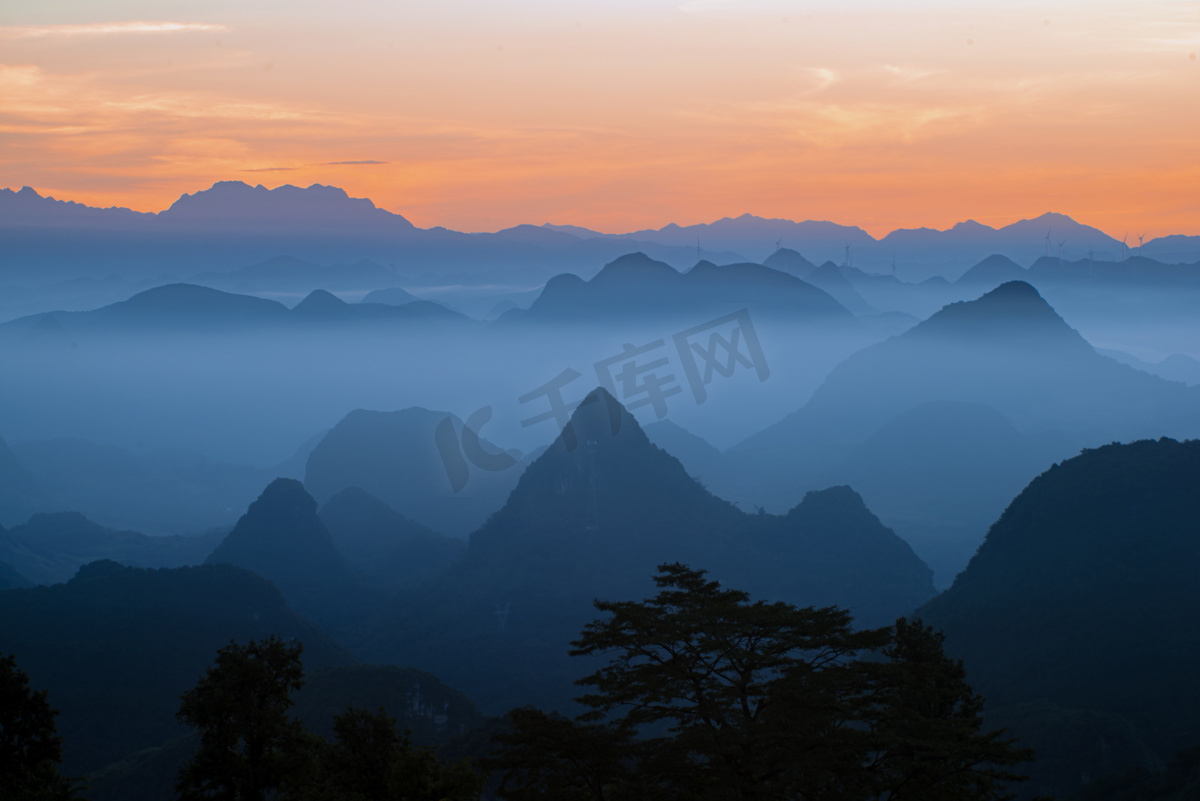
left=5, top=182, right=1199, bottom=286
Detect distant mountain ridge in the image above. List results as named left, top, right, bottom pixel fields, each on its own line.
left=6, top=183, right=1197, bottom=283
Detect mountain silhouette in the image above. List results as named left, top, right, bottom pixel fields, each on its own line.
left=514, top=252, right=855, bottom=325
left=304, top=407, right=523, bottom=537
left=0, top=282, right=470, bottom=338
left=955, top=254, right=1028, bottom=288
left=318, top=487, right=465, bottom=591
left=642, top=419, right=724, bottom=483
left=205, top=478, right=380, bottom=638
left=729, top=282, right=1195, bottom=476
left=364, top=388, right=934, bottom=713
left=0, top=560, right=353, bottom=774
left=762, top=246, right=819, bottom=277
left=803, top=262, right=877, bottom=315
left=159, top=181, right=415, bottom=231
left=918, top=438, right=1200, bottom=798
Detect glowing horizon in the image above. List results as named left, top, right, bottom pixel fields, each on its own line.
left=2, top=1, right=1197, bottom=238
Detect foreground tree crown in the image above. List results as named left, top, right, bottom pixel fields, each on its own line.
left=176, top=636, right=483, bottom=801
left=0, top=653, right=84, bottom=801
left=492, top=562, right=1033, bottom=801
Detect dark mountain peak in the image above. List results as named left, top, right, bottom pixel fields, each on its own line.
left=246, top=476, right=319, bottom=521
left=566, top=386, right=643, bottom=445
left=292, top=289, right=348, bottom=315
left=936, top=437, right=1200, bottom=600
left=786, top=485, right=869, bottom=522
left=474, top=388, right=732, bottom=549
left=206, top=478, right=349, bottom=582
left=910, top=280, right=1085, bottom=347
left=590, top=252, right=679, bottom=285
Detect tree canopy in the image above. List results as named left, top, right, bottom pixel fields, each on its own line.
left=175, top=636, right=483, bottom=801
left=0, top=653, right=83, bottom=801
left=491, top=563, right=1032, bottom=801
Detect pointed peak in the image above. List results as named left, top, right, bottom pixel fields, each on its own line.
left=912, top=280, right=1087, bottom=348
left=250, top=477, right=319, bottom=516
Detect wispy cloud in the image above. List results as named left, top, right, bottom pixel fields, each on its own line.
left=804, top=68, right=839, bottom=94
left=239, top=166, right=297, bottom=172
left=6, top=22, right=226, bottom=39
left=324, top=160, right=388, bottom=165
left=881, top=64, right=946, bottom=83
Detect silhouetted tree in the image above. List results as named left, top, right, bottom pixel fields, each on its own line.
left=489, top=707, right=643, bottom=801
left=860, top=618, right=1033, bottom=800
left=296, top=706, right=483, bottom=801
left=176, top=636, right=309, bottom=801
left=177, top=638, right=483, bottom=801
left=0, top=653, right=84, bottom=801
left=491, top=564, right=1032, bottom=801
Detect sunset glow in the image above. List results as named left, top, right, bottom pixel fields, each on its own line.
left=2, top=0, right=1197, bottom=235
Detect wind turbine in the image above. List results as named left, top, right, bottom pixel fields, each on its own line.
left=1045, top=229, right=1051, bottom=257
left=1122, top=233, right=1128, bottom=261
left=843, top=243, right=851, bottom=268
left=775, top=238, right=782, bottom=253
left=1058, top=240, right=1067, bottom=263
left=1138, top=232, right=1147, bottom=258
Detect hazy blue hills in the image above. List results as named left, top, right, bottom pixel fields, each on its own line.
left=1100, top=348, right=1200, bottom=387
left=304, top=407, right=524, bottom=537
left=189, top=254, right=408, bottom=296
left=0, top=282, right=473, bottom=337
left=3, top=437, right=278, bottom=535
left=361, top=285, right=421, bottom=306
left=318, top=487, right=465, bottom=592
left=762, top=246, right=819, bottom=277
left=956, top=254, right=1028, bottom=287
left=0, top=560, right=354, bottom=774
left=729, top=282, right=1198, bottom=478
left=510, top=252, right=856, bottom=325
left=362, top=388, right=935, bottom=714
left=717, top=281, right=1200, bottom=583
left=0, top=434, right=44, bottom=526
left=0, top=511, right=223, bottom=586
left=918, top=438, right=1200, bottom=799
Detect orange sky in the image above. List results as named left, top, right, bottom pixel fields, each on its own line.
left=2, top=1, right=1197, bottom=236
